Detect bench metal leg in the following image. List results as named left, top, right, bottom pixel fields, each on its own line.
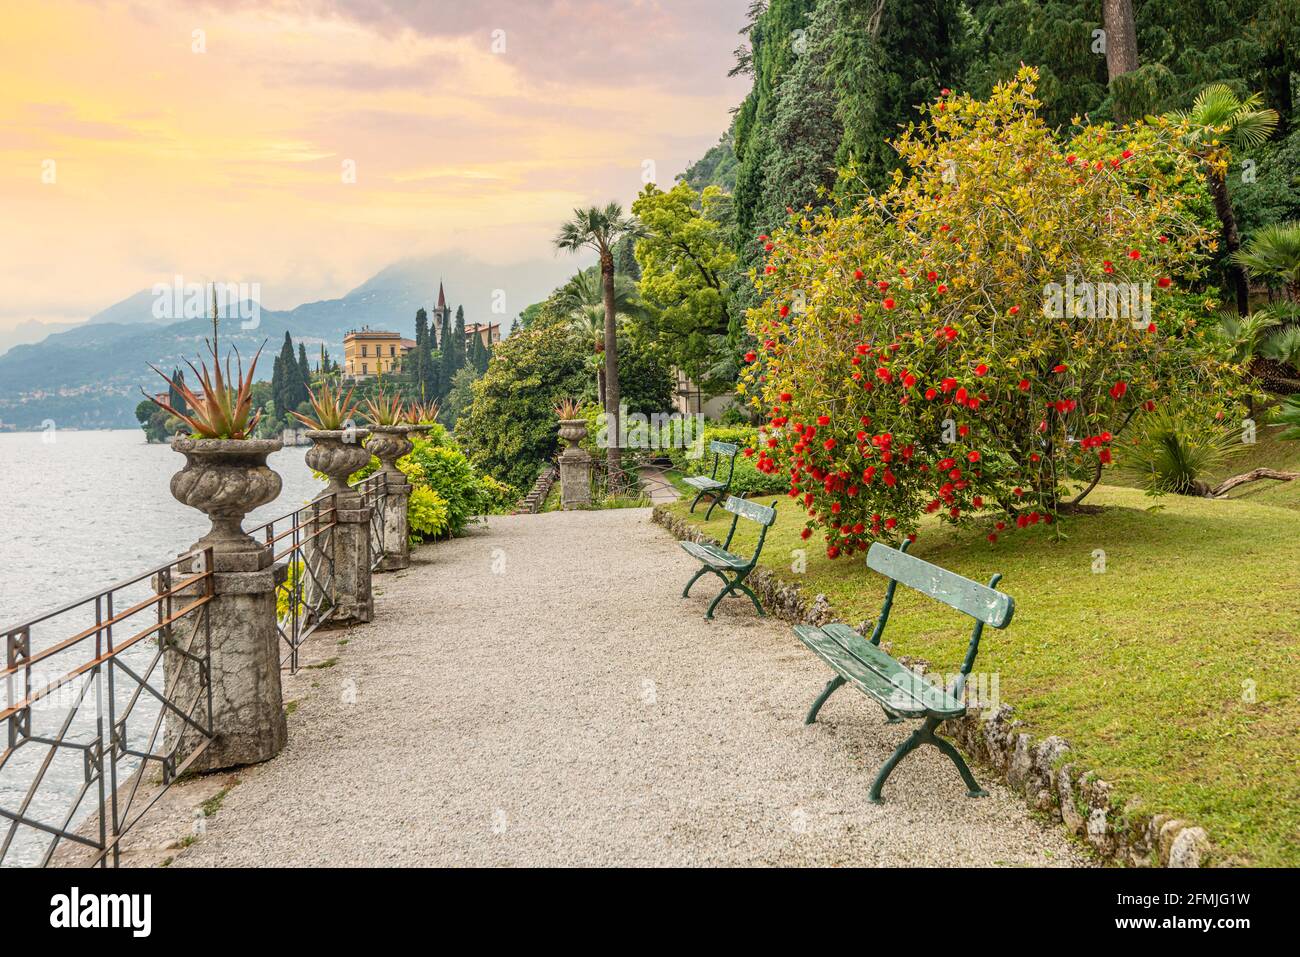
left=733, top=579, right=763, bottom=616
left=868, top=730, right=923, bottom=804
left=931, top=733, right=987, bottom=798
left=687, top=487, right=707, bottom=514
left=703, top=572, right=763, bottom=620
left=703, top=491, right=723, bottom=520
left=805, top=675, right=845, bottom=724
left=868, top=717, right=985, bottom=804
left=682, top=566, right=717, bottom=598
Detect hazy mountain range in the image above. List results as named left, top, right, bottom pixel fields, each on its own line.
left=0, top=254, right=582, bottom=430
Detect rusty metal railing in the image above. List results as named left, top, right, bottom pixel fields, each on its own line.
left=0, top=548, right=215, bottom=868
left=248, top=494, right=340, bottom=675
left=355, top=472, right=388, bottom=571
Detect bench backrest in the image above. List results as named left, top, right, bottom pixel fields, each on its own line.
left=709, top=440, right=739, bottom=457
left=723, top=495, right=777, bottom=527
left=706, top=440, right=739, bottom=482
left=866, top=542, right=1014, bottom=628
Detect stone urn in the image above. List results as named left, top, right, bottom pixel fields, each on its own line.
left=365, top=425, right=413, bottom=477
left=558, top=418, right=588, bottom=451
left=305, top=428, right=372, bottom=493
left=170, top=436, right=283, bottom=555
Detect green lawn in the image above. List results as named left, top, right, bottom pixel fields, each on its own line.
left=665, top=478, right=1300, bottom=866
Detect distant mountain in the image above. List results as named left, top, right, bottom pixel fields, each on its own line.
left=0, top=253, right=582, bottom=430
left=0, top=318, right=82, bottom=356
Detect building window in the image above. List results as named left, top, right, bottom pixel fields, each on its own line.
left=362, top=363, right=368, bottom=375
left=361, top=345, right=367, bottom=357
left=390, top=345, right=396, bottom=356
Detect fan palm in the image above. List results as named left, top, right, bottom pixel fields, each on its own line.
left=1231, top=221, right=1300, bottom=302
left=1169, top=85, right=1279, bottom=313
left=554, top=203, right=645, bottom=483
left=559, top=270, right=643, bottom=407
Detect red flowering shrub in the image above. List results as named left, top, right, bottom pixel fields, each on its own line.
left=740, top=69, right=1243, bottom=557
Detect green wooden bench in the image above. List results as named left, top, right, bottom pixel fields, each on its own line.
left=681, top=496, right=777, bottom=619
left=682, top=440, right=739, bottom=520
left=794, top=540, right=1015, bottom=804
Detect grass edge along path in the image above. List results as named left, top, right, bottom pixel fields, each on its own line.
left=662, top=484, right=1299, bottom=867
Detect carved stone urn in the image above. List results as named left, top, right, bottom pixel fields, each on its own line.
left=305, top=428, right=372, bottom=493
left=365, top=425, right=413, bottom=477
left=558, top=418, right=588, bottom=451
left=170, top=436, right=283, bottom=555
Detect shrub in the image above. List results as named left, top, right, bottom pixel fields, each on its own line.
left=407, top=486, right=451, bottom=543
left=477, top=474, right=520, bottom=515
left=1120, top=403, right=1239, bottom=496
left=741, top=69, right=1243, bottom=557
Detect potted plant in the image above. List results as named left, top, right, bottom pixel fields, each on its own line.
left=402, top=398, right=440, bottom=437
left=146, top=340, right=281, bottom=556
left=554, top=396, right=587, bottom=451
left=362, top=388, right=413, bottom=477
left=294, top=380, right=370, bottom=492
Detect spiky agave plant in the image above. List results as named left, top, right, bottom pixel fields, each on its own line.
left=145, top=339, right=264, bottom=439
left=292, top=379, right=359, bottom=431
left=361, top=388, right=404, bottom=426
left=404, top=398, right=441, bottom=425
left=553, top=396, right=583, bottom=420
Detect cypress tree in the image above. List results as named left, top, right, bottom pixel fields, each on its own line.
left=414, top=308, right=429, bottom=389
left=297, top=342, right=312, bottom=395
left=439, top=310, right=456, bottom=397
left=453, top=305, right=467, bottom=371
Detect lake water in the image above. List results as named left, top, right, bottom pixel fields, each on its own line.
left=0, top=429, right=325, bottom=866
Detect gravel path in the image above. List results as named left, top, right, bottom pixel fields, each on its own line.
left=176, top=509, right=1086, bottom=867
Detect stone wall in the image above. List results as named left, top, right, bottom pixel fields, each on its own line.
left=652, top=504, right=1213, bottom=868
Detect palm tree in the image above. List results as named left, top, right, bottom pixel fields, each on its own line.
left=559, top=270, right=644, bottom=407
left=1169, top=85, right=1279, bottom=313
left=554, top=204, right=645, bottom=483
left=1232, top=221, right=1300, bottom=304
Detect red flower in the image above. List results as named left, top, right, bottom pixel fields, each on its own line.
left=877, top=280, right=890, bottom=291
left=882, top=298, right=895, bottom=310
left=941, top=377, right=958, bottom=393
left=967, top=451, right=980, bottom=463
left=1157, top=277, right=1171, bottom=289
left=974, top=363, right=988, bottom=376
left=1065, top=154, right=1077, bottom=164
left=924, top=387, right=938, bottom=401
left=823, top=438, right=836, bottom=450
left=743, top=447, right=755, bottom=457
left=1128, top=249, right=1141, bottom=260
left=1052, top=363, right=1068, bottom=373
left=1109, top=381, right=1128, bottom=400
left=745, top=351, right=757, bottom=363
left=816, top=414, right=830, bottom=426
left=800, top=527, right=812, bottom=540
left=1008, top=305, right=1020, bottom=316
left=972, top=496, right=983, bottom=508
left=779, top=304, right=790, bottom=317
left=987, top=533, right=998, bottom=543
left=779, top=392, right=792, bottom=402
left=854, top=269, right=864, bottom=280
left=1018, top=379, right=1030, bottom=391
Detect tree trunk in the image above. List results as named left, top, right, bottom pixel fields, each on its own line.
left=1207, top=468, right=1300, bottom=498
left=597, top=364, right=606, bottom=410
left=601, top=248, right=622, bottom=490
left=1102, top=0, right=1139, bottom=81
left=1208, top=171, right=1251, bottom=315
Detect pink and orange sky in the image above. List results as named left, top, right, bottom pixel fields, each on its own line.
left=0, top=0, right=748, bottom=329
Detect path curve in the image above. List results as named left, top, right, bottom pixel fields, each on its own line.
left=177, top=509, right=1087, bottom=867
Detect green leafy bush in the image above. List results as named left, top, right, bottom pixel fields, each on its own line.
left=477, top=474, right=520, bottom=515
left=407, top=486, right=451, bottom=543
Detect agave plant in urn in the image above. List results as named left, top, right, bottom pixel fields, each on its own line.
left=362, top=388, right=413, bottom=478
left=402, top=398, right=440, bottom=439
left=146, top=339, right=280, bottom=558
left=554, top=396, right=587, bottom=451
left=295, top=380, right=370, bottom=493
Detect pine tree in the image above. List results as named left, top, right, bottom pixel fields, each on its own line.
left=274, top=331, right=302, bottom=421
left=168, top=368, right=188, bottom=416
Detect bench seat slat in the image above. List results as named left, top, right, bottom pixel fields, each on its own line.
left=679, top=541, right=748, bottom=569
left=793, top=623, right=966, bottom=719
left=682, top=476, right=724, bottom=491
left=866, top=543, right=1014, bottom=628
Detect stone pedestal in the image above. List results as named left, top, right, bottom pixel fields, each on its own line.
left=303, top=429, right=374, bottom=623
left=559, top=451, right=592, bottom=509
left=164, top=546, right=287, bottom=773
left=378, top=477, right=412, bottom=570
left=366, top=425, right=415, bottom=572
left=163, top=436, right=287, bottom=774
left=331, top=488, right=374, bottom=621
left=558, top=418, right=592, bottom=509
